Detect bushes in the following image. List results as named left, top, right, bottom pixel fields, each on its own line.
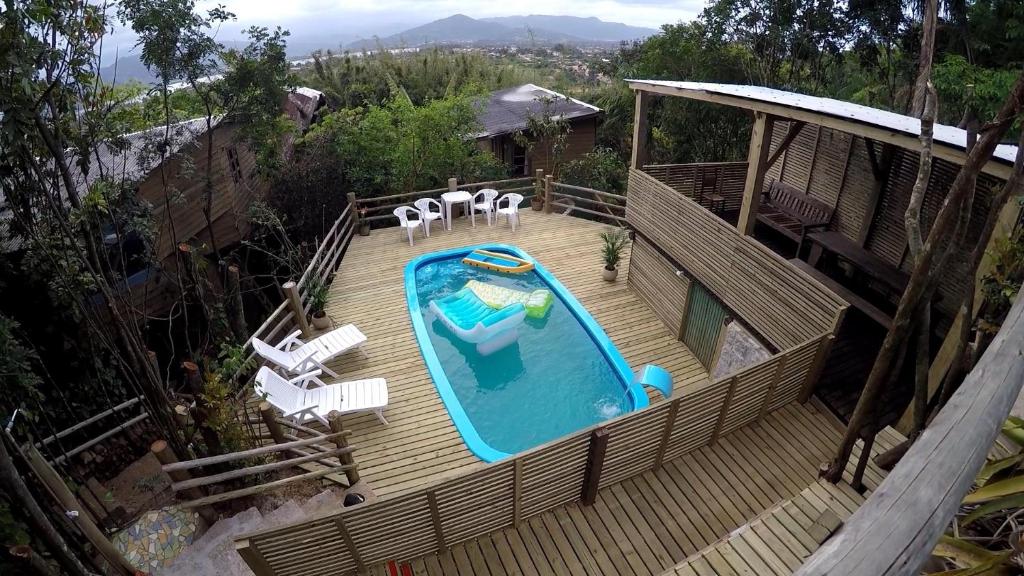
left=560, top=148, right=628, bottom=194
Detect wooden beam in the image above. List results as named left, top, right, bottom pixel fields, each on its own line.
left=580, top=428, right=609, bottom=505
left=235, top=540, right=275, bottom=576
left=765, top=121, right=805, bottom=171
left=283, top=280, right=311, bottom=338
left=857, top=142, right=899, bottom=246
left=737, top=112, right=775, bottom=235
left=630, top=90, right=652, bottom=169
left=627, top=82, right=1014, bottom=180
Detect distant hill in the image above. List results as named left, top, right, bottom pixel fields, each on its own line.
left=481, top=15, right=658, bottom=42
left=347, top=14, right=657, bottom=50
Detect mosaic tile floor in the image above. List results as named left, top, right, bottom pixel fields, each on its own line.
left=113, top=506, right=199, bottom=573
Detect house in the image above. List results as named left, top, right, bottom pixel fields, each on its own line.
left=474, top=84, right=602, bottom=176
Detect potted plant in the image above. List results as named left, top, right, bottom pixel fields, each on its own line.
left=358, top=207, right=370, bottom=236
left=307, top=278, right=332, bottom=330
left=531, top=195, right=544, bottom=211
left=600, top=228, right=630, bottom=282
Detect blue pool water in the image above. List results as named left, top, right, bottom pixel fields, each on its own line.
left=405, top=244, right=648, bottom=461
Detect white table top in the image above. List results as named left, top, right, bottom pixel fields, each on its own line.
left=441, top=190, right=473, bottom=202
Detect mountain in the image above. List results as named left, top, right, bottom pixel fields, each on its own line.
left=481, top=15, right=658, bottom=42
left=346, top=14, right=656, bottom=50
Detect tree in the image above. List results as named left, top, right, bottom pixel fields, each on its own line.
left=513, top=96, right=572, bottom=177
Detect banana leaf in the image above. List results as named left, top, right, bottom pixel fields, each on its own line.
left=963, top=475, right=1024, bottom=505
left=1001, top=417, right=1024, bottom=447
left=962, top=493, right=1024, bottom=526
left=932, top=536, right=1014, bottom=575
left=976, top=454, right=1024, bottom=487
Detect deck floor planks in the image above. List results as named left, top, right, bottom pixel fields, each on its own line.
left=375, top=403, right=895, bottom=576
left=311, top=210, right=708, bottom=496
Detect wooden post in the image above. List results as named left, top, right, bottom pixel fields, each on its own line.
left=737, top=112, right=775, bottom=235
left=800, top=335, right=836, bottom=403
left=580, top=427, right=609, bottom=506
left=758, top=354, right=789, bottom=422
left=653, top=398, right=680, bottom=469
left=448, top=177, right=458, bottom=192
left=151, top=440, right=218, bottom=525
left=258, top=402, right=289, bottom=460
left=183, top=361, right=224, bottom=458
left=22, top=445, right=136, bottom=576
left=426, top=490, right=446, bottom=550
left=544, top=175, right=554, bottom=214
left=534, top=168, right=545, bottom=203
left=512, top=458, right=523, bottom=526
left=235, top=539, right=275, bottom=576
left=711, top=376, right=739, bottom=445
left=282, top=280, right=311, bottom=338
left=226, top=265, right=247, bottom=342
left=347, top=192, right=359, bottom=226
left=327, top=411, right=360, bottom=485
left=630, top=90, right=651, bottom=169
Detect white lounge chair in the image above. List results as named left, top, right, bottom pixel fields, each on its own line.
left=413, top=198, right=444, bottom=237
left=252, top=324, right=367, bottom=378
left=472, top=189, right=499, bottom=226
left=393, top=206, right=422, bottom=246
left=496, top=193, right=524, bottom=231
left=255, top=367, right=389, bottom=426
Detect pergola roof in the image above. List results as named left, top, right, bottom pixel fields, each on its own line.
left=627, top=80, right=1019, bottom=178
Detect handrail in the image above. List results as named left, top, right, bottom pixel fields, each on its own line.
left=797, top=295, right=1024, bottom=576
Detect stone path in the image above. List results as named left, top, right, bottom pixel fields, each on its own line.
left=112, top=506, right=199, bottom=573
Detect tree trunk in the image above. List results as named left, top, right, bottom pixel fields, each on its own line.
left=910, top=0, right=939, bottom=117
left=226, top=264, right=248, bottom=342
left=824, top=73, right=1024, bottom=483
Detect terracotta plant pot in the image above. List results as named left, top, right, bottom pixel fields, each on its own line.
left=311, top=312, right=332, bottom=330
left=531, top=197, right=544, bottom=211
left=602, top=266, right=618, bottom=282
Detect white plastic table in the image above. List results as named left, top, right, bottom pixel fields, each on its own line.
left=441, top=190, right=474, bottom=231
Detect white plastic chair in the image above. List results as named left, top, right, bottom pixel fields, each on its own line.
left=413, top=198, right=444, bottom=237
left=472, top=189, right=499, bottom=226
left=496, top=193, right=524, bottom=232
left=393, top=206, right=422, bottom=246
left=252, top=324, right=368, bottom=378
left=255, top=367, right=389, bottom=426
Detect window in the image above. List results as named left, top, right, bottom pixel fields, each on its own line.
left=510, top=142, right=528, bottom=176
left=226, top=146, right=243, bottom=184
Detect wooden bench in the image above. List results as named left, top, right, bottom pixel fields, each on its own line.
left=806, top=230, right=910, bottom=295
left=790, top=258, right=893, bottom=329
left=757, top=180, right=834, bottom=255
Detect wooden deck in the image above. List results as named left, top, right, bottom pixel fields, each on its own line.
left=366, top=401, right=900, bottom=576
left=319, top=210, right=709, bottom=497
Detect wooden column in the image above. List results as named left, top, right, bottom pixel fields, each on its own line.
left=737, top=112, right=775, bottom=235
left=347, top=192, right=359, bottom=225
left=22, top=446, right=136, bottom=576
left=544, top=175, right=554, bottom=214
left=258, top=402, right=288, bottom=460
left=630, top=90, right=652, bottom=169
left=580, top=427, right=609, bottom=505
left=327, top=411, right=360, bottom=485
left=151, top=440, right=219, bottom=525
left=282, top=280, right=311, bottom=338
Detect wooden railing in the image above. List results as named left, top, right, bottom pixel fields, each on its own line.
left=642, top=162, right=747, bottom=214
left=234, top=327, right=834, bottom=575
left=351, top=177, right=536, bottom=224
left=547, top=180, right=627, bottom=224
left=797, top=296, right=1024, bottom=576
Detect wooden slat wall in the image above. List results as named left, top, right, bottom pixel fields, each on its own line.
left=808, top=128, right=853, bottom=208
left=682, top=281, right=729, bottom=369
left=435, top=463, right=515, bottom=545
left=720, top=360, right=779, bottom=435
left=662, top=383, right=729, bottom=461
left=346, top=493, right=437, bottom=564
left=598, top=402, right=673, bottom=488
left=641, top=162, right=748, bottom=212
left=519, top=433, right=591, bottom=519
left=255, top=518, right=355, bottom=576
left=781, top=124, right=819, bottom=192
left=770, top=336, right=825, bottom=411
left=627, top=236, right=690, bottom=337
left=832, top=137, right=875, bottom=241
left=627, top=169, right=847, bottom=351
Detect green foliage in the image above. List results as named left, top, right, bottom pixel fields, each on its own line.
left=560, top=148, right=628, bottom=194
left=513, top=96, right=572, bottom=176
left=306, top=277, right=330, bottom=315
left=599, top=228, right=630, bottom=270
left=304, top=93, right=506, bottom=199
left=199, top=370, right=247, bottom=452
left=933, top=55, right=1021, bottom=127
left=977, top=229, right=1024, bottom=335
left=213, top=341, right=257, bottom=387
left=0, top=316, right=44, bottom=424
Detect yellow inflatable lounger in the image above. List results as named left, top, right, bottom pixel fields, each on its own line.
left=462, top=249, right=535, bottom=274
left=465, top=280, right=553, bottom=319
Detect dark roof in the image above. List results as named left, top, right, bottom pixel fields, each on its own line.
left=475, top=84, right=602, bottom=138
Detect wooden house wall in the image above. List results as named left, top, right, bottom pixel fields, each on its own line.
left=527, top=117, right=598, bottom=176
left=763, top=120, right=1005, bottom=323
left=138, top=124, right=268, bottom=262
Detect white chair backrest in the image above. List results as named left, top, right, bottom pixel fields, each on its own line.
left=414, top=198, right=442, bottom=216
left=254, top=367, right=305, bottom=412
left=474, top=189, right=499, bottom=205
left=497, top=193, right=524, bottom=210
left=252, top=337, right=299, bottom=369
left=393, top=206, right=421, bottom=226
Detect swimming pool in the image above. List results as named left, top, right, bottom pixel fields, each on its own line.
left=405, top=244, right=648, bottom=462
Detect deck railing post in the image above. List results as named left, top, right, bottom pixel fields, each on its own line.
left=800, top=334, right=835, bottom=403
left=282, top=280, right=312, bottom=338
left=259, top=402, right=289, bottom=460
left=448, top=177, right=458, bottom=192
left=427, top=490, right=447, bottom=550
left=653, top=398, right=680, bottom=470
left=513, top=458, right=523, bottom=526
left=347, top=192, right=359, bottom=227
left=151, top=440, right=218, bottom=524
left=328, top=411, right=360, bottom=485
left=544, top=175, right=554, bottom=214
left=534, top=168, right=544, bottom=206
left=580, top=427, right=609, bottom=505
left=711, top=376, right=739, bottom=445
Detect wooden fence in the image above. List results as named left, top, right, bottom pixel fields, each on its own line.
left=547, top=180, right=627, bottom=224
left=642, top=162, right=748, bottom=214
left=235, top=327, right=834, bottom=576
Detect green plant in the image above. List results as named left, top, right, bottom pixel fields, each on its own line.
left=306, top=277, right=330, bottom=316
left=599, top=228, right=630, bottom=271
left=199, top=371, right=248, bottom=453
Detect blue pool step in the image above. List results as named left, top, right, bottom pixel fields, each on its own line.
left=635, top=364, right=673, bottom=398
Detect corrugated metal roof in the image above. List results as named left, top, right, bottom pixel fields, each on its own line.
left=475, top=84, right=601, bottom=138
left=626, top=80, right=1020, bottom=166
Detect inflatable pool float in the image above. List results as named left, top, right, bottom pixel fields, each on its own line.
left=464, top=280, right=553, bottom=319
left=429, top=288, right=527, bottom=355
left=462, top=249, right=535, bottom=274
